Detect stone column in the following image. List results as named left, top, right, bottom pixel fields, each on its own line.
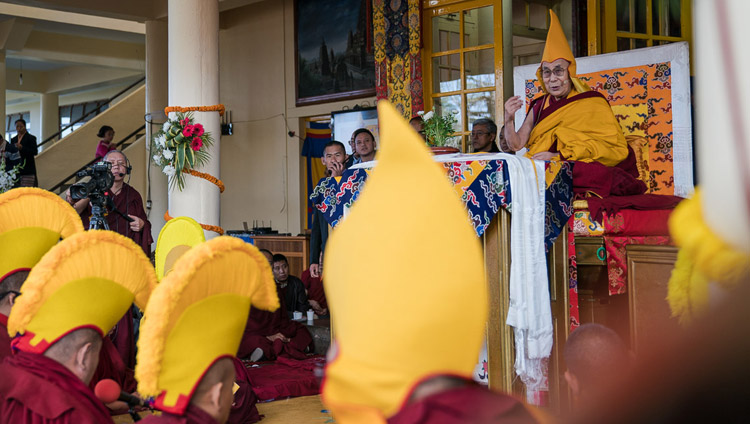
left=167, top=0, right=221, bottom=239
left=40, top=93, right=59, bottom=150
left=145, top=19, right=169, bottom=243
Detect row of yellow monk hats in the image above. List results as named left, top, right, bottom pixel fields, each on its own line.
left=0, top=188, right=278, bottom=415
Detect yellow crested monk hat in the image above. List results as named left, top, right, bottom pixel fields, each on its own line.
left=155, top=216, right=205, bottom=280
left=322, top=101, right=488, bottom=421
left=136, top=236, right=279, bottom=415
left=0, top=188, right=84, bottom=282
left=536, top=10, right=590, bottom=94
left=8, top=230, right=156, bottom=353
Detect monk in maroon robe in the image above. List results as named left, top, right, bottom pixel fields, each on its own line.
left=238, top=284, right=312, bottom=361
left=71, top=151, right=153, bottom=370
left=0, top=330, right=113, bottom=424
left=301, top=267, right=328, bottom=316
left=227, top=357, right=261, bottom=424
left=388, top=376, right=542, bottom=424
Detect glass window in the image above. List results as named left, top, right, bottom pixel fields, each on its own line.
left=467, top=91, right=495, bottom=126
left=463, top=6, right=494, bottom=47
left=465, top=48, right=495, bottom=89
left=608, top=0, right=689, bottom=53
left=433, top=95, right=463, bottom=133
left=433, top=13, right=460, bottom=52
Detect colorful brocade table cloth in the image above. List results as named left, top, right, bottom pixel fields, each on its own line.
left=310, top=153, right=574, bottom=251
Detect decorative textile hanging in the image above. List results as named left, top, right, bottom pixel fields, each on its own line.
left=302, top=121, right=332, bottom=229
left=373, top=0, right=424, bottom=120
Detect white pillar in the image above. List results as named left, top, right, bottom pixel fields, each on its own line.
left=167, top=0, right=221, bottom=239
left=0, top=50, right=6, bottom=140
left=146, top=19, right=169, bottom=243
left=694, top=0, right=750, bottom=252
left=40, top=93, right=59, bottom=149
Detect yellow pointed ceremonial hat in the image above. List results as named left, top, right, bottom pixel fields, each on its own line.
left=0, top=188, right=84, bottom=282
left=155, top=216, right=205, bottom=280
left=537, top=10, right=590, bottom=94
left=136, top=236, right=279, bottom=415
left=8, top=230, right=156, bottom=353
left=321, top=101, right=488, bottom=421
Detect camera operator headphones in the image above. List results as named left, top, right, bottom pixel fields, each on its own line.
left=103, top=150, right=132, bottom=176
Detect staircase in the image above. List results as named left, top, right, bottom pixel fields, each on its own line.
left=37, top=84, right=146, bottom=194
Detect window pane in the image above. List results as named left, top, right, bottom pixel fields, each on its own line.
left=465, top=48, right=495, bottom=89
left=433, top=95, right=462, bottom=133
left=669, top=0, right=681, bottom=37
left=616, top=0, right=631, bottom=32
left=634, top=0, right=647, bottom=33
left=432, top=54, right=461, bottom=93
left=467, top=91, right=496, bottom=126
left=433, top=13, right=460, bottom=52
left=634, top=38, right=648, bottom=49
left=463, top=6, right=494, bottom=48
left=617, top=37, right=632, bottom=51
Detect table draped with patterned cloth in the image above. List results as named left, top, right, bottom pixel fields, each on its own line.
left=310, top=153, right=577, bottom=329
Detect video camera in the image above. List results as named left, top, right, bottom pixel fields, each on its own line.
left=70, top=161, right=115, bottom=201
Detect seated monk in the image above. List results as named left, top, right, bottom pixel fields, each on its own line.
left=503, top=10, right=628, bottom=167
left=152, top=216, right=261, bottom=424
left=302, top=253, right=328, bottom=317
left=0, top=188, right=84, bottom=361
left=0, top=231, right=155, bottom=424
left=238, top=249, right=312, bottom=362
left=321, top=102, right=546, bottom=423
left=135, top=237, right=276, bottom=424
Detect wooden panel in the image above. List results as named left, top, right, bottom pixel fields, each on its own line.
left=626, top=244, right=679, bottom=353
left=574, top=236, right=607, bottom=266
left=547, top=226, right=571, bottom=413
left=482, top=209, right=515, bottom=393
left=251, top=235, right=310, bottom=278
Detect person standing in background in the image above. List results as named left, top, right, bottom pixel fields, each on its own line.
left=94, top=125, right=117, bottom=160
left=11, top=119, right=37, bottom=187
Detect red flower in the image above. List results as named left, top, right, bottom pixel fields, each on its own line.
left=190, top=137, right=203, bottom=151
left=182, top=125, right=195, bottom=137
left=193, top=123, right=205, bottom=137
left=180, top=117, right=190, bottom=126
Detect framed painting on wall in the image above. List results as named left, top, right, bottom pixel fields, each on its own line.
left=295, top=0, right=376, bottom=106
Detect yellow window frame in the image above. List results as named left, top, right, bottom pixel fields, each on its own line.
left=422, top=0, right=507, bottom=152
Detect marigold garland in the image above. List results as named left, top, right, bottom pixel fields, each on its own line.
left=164, top=104, right=225, bottom=116
left=185, top=169, right=225, bottom=193
left=667, top=189, right=750, bottom=324
left=164, top=210, right=224, bottom=236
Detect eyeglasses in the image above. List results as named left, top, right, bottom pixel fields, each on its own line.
left=471, top=131, right=491, bottom=137
left=541, top=67, right=567, bottom=78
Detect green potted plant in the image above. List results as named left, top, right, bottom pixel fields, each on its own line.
left=419, top=109, right=460, bottom=154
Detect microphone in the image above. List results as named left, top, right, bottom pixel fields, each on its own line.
left=94, top=379, right=148, bottom=408
left=118, top=173, right=126, bottom=177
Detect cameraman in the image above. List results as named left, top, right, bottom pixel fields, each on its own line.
left=66, top=150, right=153, bottom=257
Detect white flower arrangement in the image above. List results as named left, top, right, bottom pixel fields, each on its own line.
left=418, top=109, right=460, bottom=148
left=0, top=157, right=22, bottom=193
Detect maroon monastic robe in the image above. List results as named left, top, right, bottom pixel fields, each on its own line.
left=80, top=183, right=153, bottom=256
left=301, top=269, right=328, bottom=312
left=238, top=286, right=312, bottom=361
left=388, top=379, right=540, bottom=424
left=0, top=351, right=113, bottom=423
left=90, top=337, right=137, bottom=394
left=138, top=404, right=219, bottom=424
left=0, top=313, right=11, bottom=360
left=227, top=357, right=261, bottom=424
